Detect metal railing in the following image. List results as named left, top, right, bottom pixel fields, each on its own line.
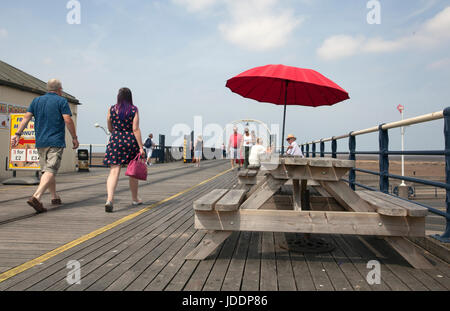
left=300, top=108, right=450, bottom=243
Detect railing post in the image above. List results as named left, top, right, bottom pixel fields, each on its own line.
left=312, top=143, right=316, bottom=158
left=159, top=134, right=166, bottom=163
left=379, top=124, right=389, bottom=193
left=331, top=138, right=337, bottom=159
left=301, top=144, right=304, bottom=154
left=306, top=144, right=310, bottom=158
left=348, top=132, right=356, bottom=190
left=433, top=108, right=450, bottom=242
left=320, top=140, right=325, bottom=158
left=89, top=144, right=92, bottom=167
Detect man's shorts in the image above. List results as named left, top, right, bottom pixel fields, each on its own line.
left=38, top=147, right=64, bottom=174
left=229, top=148, right=241, bottom=159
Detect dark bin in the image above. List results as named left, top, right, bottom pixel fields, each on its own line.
left=77, top=149, right=89, bottom=172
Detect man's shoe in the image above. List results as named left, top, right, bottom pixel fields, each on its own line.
left=27, top=197, right=47, bottom=214
left=105, top=201, right=114, bottom=213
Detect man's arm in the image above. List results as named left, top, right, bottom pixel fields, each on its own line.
left=10, top=112, right=33, bottom=147
left=63, top=114, right=79, bottom=149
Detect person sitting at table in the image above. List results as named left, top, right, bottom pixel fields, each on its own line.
left=249, top=138, right=267, bottom=167
left=285, top=134, right=304, bottom=157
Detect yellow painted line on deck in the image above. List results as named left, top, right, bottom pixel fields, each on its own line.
left=0, top=167, right=232, bottom=284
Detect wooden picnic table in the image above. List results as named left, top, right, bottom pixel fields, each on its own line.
left=187, top=155, right=432, bottom=269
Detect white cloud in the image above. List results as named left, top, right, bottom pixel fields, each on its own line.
left=174, top=0, right=301, bottom=51
left=219, top=0, right=301, bottom=51
left=317, top=6, right=450, bottom=61
left=0, top=28, right=8, bottom=38
left=427, top=57, right=450, bottom=70
left=173, top=0, right=218, bottom=12
left=316, top=35, right=364, bottom=61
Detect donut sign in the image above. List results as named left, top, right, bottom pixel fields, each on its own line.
left=8, top=114, right=40, bottom=170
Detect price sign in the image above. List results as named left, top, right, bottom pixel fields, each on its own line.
left=11, top=149, right=26, bottom=162
left=27, top=149, right=40, bottom=162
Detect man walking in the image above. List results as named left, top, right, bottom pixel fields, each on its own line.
left=228, top=126, right=243, bottom=170
left=11, top=79, right=79, bottom=213
left=144, top=133, right=156, bottom=166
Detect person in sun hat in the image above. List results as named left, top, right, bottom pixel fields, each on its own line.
left=285, top=134, right=304, bottom=157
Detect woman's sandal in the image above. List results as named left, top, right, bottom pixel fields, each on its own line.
left=105, top=201, right=114, bottom=213
left=51, top=198, right=62, bottom=205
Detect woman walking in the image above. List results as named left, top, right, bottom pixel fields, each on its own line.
left=103, top=88, right=145, bottom=213
left=242, top=128, right=253, bottom=169
left=194, top=135, right=203, bottom=167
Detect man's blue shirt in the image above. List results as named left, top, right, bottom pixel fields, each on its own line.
left=27, top=93, right=72, bottom=148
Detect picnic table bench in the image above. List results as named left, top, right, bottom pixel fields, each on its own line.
left=186, top=155, right=432, bottom=269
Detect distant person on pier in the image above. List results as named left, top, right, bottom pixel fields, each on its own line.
left=285, top=134, right=304, bottom=157
left=144, top=133, right=156, bottom=166
left=249, top=138, right=267, bottom=167
left=103, top=87, right=145, bottom=213
left=228, top=126, right=243, bottom=170
left=10, top=79, right=79, bottom=214
left=243, top=127, right=253, bottom=169
left=194, top=135, right=203, bottom=167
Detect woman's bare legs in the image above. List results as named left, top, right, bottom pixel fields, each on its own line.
left=106, top=165, right=121, bottom=203
left=129, top=177, right=140, bottom=202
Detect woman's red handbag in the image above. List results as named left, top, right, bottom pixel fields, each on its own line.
left=125, top=154, right=147, bottom=181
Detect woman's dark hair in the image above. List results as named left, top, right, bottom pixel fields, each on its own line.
left=115, top=87, right=134, bottom=120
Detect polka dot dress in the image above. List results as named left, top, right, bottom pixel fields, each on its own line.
left=103, top=106, right=140, bottom=166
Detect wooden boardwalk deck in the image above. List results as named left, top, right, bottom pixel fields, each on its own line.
left=0, top=160, right=449, bottom=291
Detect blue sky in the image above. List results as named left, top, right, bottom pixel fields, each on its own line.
left=1, top=0, right=449, bottom=151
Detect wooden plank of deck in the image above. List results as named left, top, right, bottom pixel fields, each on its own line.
left=145, top=230, right=207, bottom=291
left=273, top=232, right=296, bottom=291
left=0, top=162, right=234, bottom=292
left=259, top=232, right=278, bottom=291
left=240, top=231, right=262, bottom=291
left=202, top=231, right=240, bottom=291
left=3, top=182, right=211, bottom=291
left=221, top=231, right=251, bottom=291
left=5, top=177, right=225, bottom=291
left=331, top=235, right=389, bottom=291
left=341, top=235, right=410, bottom=291
left=316, top=234, right=353, bottom=291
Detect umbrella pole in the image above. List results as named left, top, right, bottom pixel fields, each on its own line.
left=281, top=80, right=288, bottom=154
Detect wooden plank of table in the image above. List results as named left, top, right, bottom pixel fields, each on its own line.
left=320, top=181, right=375, bottom=213
left=194, top=210, right=426, bottom=237
left=215, top=190, right=247, bottom=211
left=312, top=185, right=332, bottom=198
left=221, top=231, right=251, bottom=291
left=364, top=191, right=429, bottom=217
left=193, top=189, right=230, bottom=211
left=260, top=232, right=278, bottom=291
left=357, top=191, right=408, bottom=217
left=240, top=175, right=287, bottom=210
left=384, top=237, right=434, bottom=270
left=185, top=230, right=233, bottom=261
left=300, top=180, right=311, bottom=210
left=292, top=179, right=301, bottom=211
left=241, top=231, right=262, bottom=291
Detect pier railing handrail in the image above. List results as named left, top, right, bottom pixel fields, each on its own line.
left=305, top=110, right=444, bottom=145
left=299, top=107, right=450, bottom=243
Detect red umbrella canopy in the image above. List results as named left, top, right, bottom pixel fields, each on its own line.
left=226, top=64, right=349, bottom=107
